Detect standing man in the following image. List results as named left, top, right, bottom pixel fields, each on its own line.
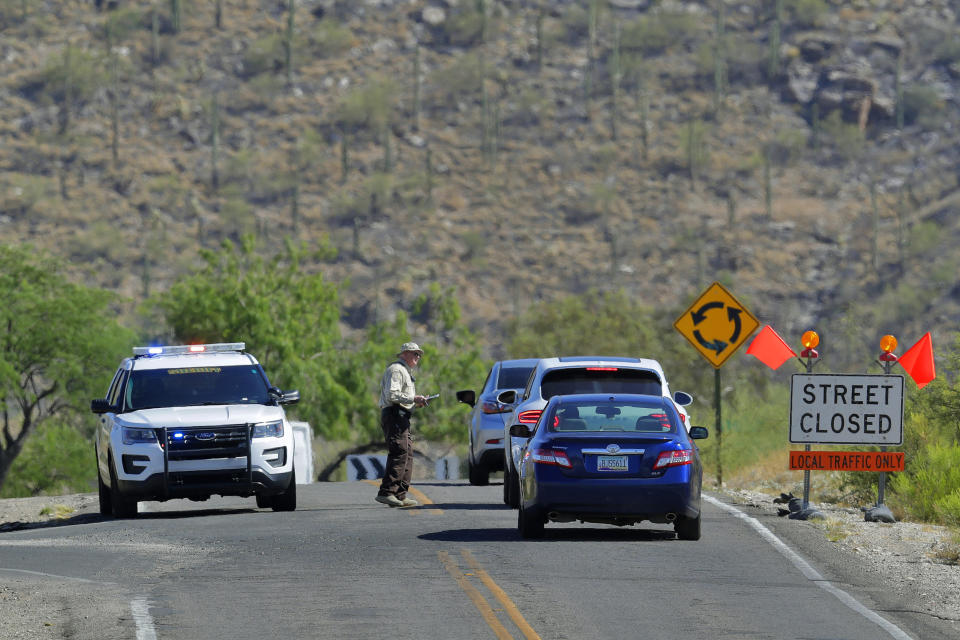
left=375, top=342, right=428, bottom=507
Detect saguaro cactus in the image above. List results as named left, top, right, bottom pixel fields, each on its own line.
left=284, top=0, right=295, bottom=86
left=210, top=92, right=220, bottom=192
left=170, top=0, right=181, bottom=34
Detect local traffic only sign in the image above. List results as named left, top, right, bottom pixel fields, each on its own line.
left=674, top=282, right=759, bottom=368
left=789, top=374, right=904, bottom=445
left=789, top=450, right=905, bottom=472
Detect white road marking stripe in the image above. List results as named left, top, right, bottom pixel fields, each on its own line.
left=0, top=567, right=109, bottom=584
left=131, top=596, right=158, bottom=640
left=704, top=494, right=914, bottom=640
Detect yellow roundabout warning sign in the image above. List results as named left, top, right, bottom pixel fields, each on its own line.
left=674, top=282, right=759, bottom=368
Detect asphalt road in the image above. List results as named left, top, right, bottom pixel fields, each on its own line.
left=0, top=480, right=945, bottom=640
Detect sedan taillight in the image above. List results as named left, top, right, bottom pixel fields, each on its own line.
left=653, top=449, right=693, bottom=469
left=531, top=448, right=572, bottom=468
left=517, top=410, right=542, bottom=424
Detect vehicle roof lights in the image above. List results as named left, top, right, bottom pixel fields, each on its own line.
left=132, top=343, right=246, bottom=356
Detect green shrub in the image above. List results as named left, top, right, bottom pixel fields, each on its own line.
left=310, top=18, right=353, bottom=57
left=1, top=422, right=94, bottom=498
left=430, top=52, right=486, bottom=109
left=621, top=11, right=702, bottom=56
left=933, top=34, right=960, bottom=65
left=891, top=444, right=960, bottom=525
left=902, top=84, right=945, bottom=128
left=786, top=0, right=828, bottom=28
left=333, top=76, right=399, bottom=135
left=241, top=34, right=284, bottom=77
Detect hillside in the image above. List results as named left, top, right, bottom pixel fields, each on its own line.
left=1, top=0, right=959, bottom=368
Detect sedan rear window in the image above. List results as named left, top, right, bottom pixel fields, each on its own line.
left=498, top=366, right=535, bottom=390
left=540, top=368, right=661, bottom=399
left=548, top=400, right=679, bottom=433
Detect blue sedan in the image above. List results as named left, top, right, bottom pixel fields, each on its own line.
left=512, top=394, right=707, bottom=540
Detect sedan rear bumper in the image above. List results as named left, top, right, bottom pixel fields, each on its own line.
left=530, top=478, right=700, bottom=522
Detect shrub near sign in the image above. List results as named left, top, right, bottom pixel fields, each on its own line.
left=789, top=374, right=904, bottom=445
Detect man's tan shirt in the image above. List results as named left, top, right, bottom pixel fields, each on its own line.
left=379, top=360, right=416, bottom=410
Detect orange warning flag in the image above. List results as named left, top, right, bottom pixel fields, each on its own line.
left=899, top=332, right=936, bottom=390
left=746, top=325, right=797, bottom=370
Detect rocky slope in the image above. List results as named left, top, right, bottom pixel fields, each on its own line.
left=0, top=0, right=958, bottom=364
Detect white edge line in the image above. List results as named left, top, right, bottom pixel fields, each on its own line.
left=704, top=494, right=914, bottom=640
left=131, top=596, right=158, bottom=640
left=0, top=567, right=110, bottom=585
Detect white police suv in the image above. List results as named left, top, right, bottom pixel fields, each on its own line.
left=92, top=343, right=300, bottom=517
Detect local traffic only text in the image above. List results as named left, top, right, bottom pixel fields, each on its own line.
left=789, top=450, right=905, bottom=472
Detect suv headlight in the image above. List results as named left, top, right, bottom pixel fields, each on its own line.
left=252, top=420, right=284, bottom=438
left=122, top=427, right=158, bottom=445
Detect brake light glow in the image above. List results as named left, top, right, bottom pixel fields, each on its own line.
left=585, top=367, right=618, bottom=371
left=517, top=410, right=542, bottom=424
left=485, top=438, right=502, bottom=445
left=653, top=449, right=693, bottom=469
left=531, top=448, right=572, bottom=468
left=189, top=345, right=205, bottom=352
left=481, top=401, right=509, bottom=414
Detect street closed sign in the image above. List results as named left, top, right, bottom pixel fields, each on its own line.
left=790, top=374, right=904, bottom=445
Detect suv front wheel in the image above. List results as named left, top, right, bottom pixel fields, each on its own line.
left=108, top=457, right=138, bottom=518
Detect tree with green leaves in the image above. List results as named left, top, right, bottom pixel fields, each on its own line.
left=0, top=245, right=134, bottom=492
left=155, top=239, right=488, bottom=479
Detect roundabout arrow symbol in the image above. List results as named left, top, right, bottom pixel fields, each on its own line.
left=693, top=330, right=728, bottom=354
left=690, top=301, right=724, bottom=325
left=727, top=307, right=743, bottom=343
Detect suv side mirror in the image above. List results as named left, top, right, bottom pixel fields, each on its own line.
left=91, top=398, right=114, bottom=414
left=508, top=424, right=532, bottom=438
left=673, top=391, right=693, bottom=406
left=497, top=389, right=517, bottom=405
left=688, top=426, right=708, bottom=440
left=456, top=389, right=476, bottom=407
left=279, top=389, right=300, bottom=405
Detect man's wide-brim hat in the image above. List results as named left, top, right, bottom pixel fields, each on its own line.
left=398, top=342, right=424, bottom=357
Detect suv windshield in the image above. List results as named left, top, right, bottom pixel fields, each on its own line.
left=540, top=368, right=661, bottom=399
left=124, top=365, right=271, bottom=410
left=498, top=366, right=535, bottom=390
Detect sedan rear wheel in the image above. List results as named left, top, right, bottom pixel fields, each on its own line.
left=674, top=513, right=701, bottom=541
left=518, top=505, right=545, bottom=539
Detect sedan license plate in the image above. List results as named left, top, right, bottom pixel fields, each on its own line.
left=597, top=455, right=628, bottom=471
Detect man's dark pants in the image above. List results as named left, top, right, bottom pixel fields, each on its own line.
left=378, top=405, right=413, bottom=500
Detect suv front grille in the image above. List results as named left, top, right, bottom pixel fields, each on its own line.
left=163, top=425, right=250, bottom=461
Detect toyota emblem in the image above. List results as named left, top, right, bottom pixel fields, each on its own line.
left=606, top=444, right=621, bottom=453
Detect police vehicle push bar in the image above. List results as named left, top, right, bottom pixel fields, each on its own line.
left=133, top=343, right=246, bottom=356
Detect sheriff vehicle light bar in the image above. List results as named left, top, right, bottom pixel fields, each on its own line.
left=133, top=343, right=246, bottom=356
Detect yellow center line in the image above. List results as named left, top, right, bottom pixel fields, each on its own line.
left=438, top=551, right=514, bottom=640
left=460, top=549, right=542, bottom=640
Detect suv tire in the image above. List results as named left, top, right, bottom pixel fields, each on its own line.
left=109, top=458, right=138, bottom=518
left=271, top=471, right=297, bottom=512
left=96, top=449, right=113, bottom=516
left=468, top=459, right=489, bottom=486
